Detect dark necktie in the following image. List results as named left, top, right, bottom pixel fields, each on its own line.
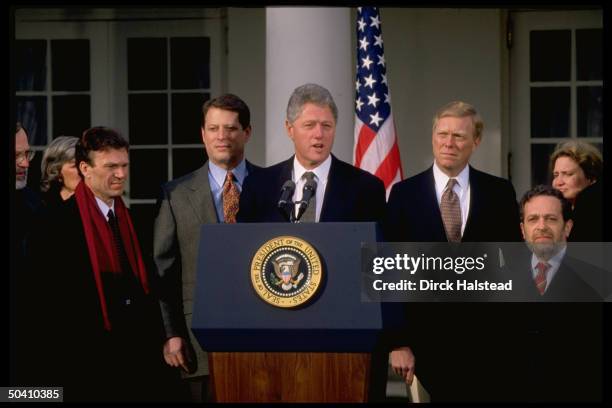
left=534, top=261, right=550, bottom=295
left=300, top=172, right=317, bottom=223
left=440, top=178, right=462, bottom=242
left=107, top=209, right=130, bottom=275
left=223, top=171, right=239, bottom=224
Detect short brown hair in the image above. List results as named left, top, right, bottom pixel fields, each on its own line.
left=549, top=140, right=603, bottom=182
left=75, top=127, right=129, bottom=176
left=201, top=94, right=251, bottom=130
left=432, top=101, right=484, bottom=140
left=520, top=184, right=573, bottom=222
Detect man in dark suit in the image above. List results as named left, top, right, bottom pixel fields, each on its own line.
left=502, top=184, right=602, bottom=401
left=11, top=122, right=44, bottom=386
left=384, top=101, right=522, bottom=401
left=237, top=83, right=385, bottom=224
left=27, top=127, right=175, bottom=402
left=154, top=94, right=259, bottom=402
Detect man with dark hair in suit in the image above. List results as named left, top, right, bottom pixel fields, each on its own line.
left=384, top=101, right=522, bottom=401
left=503, top=184, right=602, bottom=401
left=518, top=184, right=600, bottom=301
left=154, top=94, right=259, bottom=402
left=237, top=83, right=385, bottom=224
left=27, top=126, right=174, bottom=402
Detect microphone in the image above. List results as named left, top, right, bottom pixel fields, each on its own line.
left=295, top=177, right=317, bottom=222
left=277, top=180, right=296, bottom=222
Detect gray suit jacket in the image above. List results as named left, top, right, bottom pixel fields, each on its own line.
left=154, top=160, right=257, bottom=377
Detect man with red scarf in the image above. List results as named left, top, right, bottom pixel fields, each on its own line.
left=26, top=127, right=176, bottom=402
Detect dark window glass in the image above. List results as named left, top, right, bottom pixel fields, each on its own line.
left=530, top=30, right=571, bottom=82
left=15, top=40, right=46, bottom=91
left=128, top=38, right=167, bottom=90
left=530, top=87, right=570, bottom=138
left=128, top=94, right=168, bottom=145
left=16, top=96, right=47, bottom=146
left=173, top=148, right=207, bottom=179
left=576, top=29, right=602, bottom=81
left=129, top=149, right=168, bottom=199
left=577, top=86, right=603, bottom=138
left=172, top=93, right=209, bottom=144
left=130, top=203, right=157, bottom=264
left=51, top=39, right=90, bottom=91
left=170, top=37, right=210, bottom=89
left=53, top=95, right=90, bottom=138
left=531, top=143, right=557, bottom=187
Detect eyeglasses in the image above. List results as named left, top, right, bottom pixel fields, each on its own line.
left=16, top=150, right=35, bottom=164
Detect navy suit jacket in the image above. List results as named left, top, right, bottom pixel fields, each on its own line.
left=237, top=155, right=386, bottom=224
left=385, top=165, right=522, bottom=242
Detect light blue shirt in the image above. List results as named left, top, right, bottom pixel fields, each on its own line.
left=208, top=160, right=248, bottom=222
left=530, top=245, right=566, bottom=293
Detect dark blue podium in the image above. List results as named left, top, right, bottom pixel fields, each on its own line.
left=191, top=222, right=382, bottom=402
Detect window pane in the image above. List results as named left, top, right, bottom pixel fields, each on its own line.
left=172, top=93, right=210, bottom=144
left=530, top=87, right=570, bottom=138
left=128, top=94, right=167, bottom=145
left=128, top=38, right=167, bottom=90
left=51, top=39, right=90, bottom=91
left=530, top=30, right=571, bottom=82
left=577, top=86, right=602, bottom=138
left=15, top=40, right=46, bottom=91
left=173, top=148, right=207, bottom=180
left=530, top=143, right=556, bottom=188
left=576, top=29, right=602, bottom=81
left=17, top=96, right=47, bottom=146
left=129, top=149, right=167, bottom=199
left=53, top=95, right=90, bottom=138
left=170, top=37, right=210, bottom=89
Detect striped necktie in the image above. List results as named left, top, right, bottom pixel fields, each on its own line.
left=534, top=261, right=550, bottom=295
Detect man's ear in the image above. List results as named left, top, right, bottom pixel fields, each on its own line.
left=79, top=160, right=89, bottom=178
left=285, top=119, right=294, bottom=141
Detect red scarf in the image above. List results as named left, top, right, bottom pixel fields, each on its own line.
left=74, top=181, right=150, bottom=331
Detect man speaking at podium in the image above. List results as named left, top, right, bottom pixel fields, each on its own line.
left=237, top=83, right=385, bottom=224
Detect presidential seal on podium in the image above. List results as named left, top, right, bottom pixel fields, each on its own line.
left=250, top=236, right=323, bottom=308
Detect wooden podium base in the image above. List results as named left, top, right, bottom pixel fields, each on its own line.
left=209, top=352, right=371, bottom=402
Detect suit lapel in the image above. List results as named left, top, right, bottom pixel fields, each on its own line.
left=463, top=166, right=480, bottom=240
left=424, top=167, right=447, bottom=239
left=186, top=162, right=218, bottom=224
left=319, top=156, right=342, bottom=222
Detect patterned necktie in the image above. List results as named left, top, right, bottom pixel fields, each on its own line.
left=534, top=261, right=550, bottom=295
left=300, top=172, right=317, bottom=223
left=440, top=178, right=461, bottom=242
left=223, top=171, right=239, bottom=223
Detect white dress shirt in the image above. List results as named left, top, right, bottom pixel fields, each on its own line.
left=292, top=155, right=332, bottom=222
left=95, top=196, right=115, bottom=221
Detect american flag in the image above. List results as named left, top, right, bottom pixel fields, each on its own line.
left=353, top=7, right=403, bottom=198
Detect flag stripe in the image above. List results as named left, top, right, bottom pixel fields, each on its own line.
left=353, top=119, right=377, bottom=168
left=357, top=113, right=396, bottom=175
left=374, top=139, right=402, bottom=188
left=353, top=7, right=403, bottom=198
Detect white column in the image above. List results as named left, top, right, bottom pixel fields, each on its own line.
left=265, top=7, right=353, bottom=166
